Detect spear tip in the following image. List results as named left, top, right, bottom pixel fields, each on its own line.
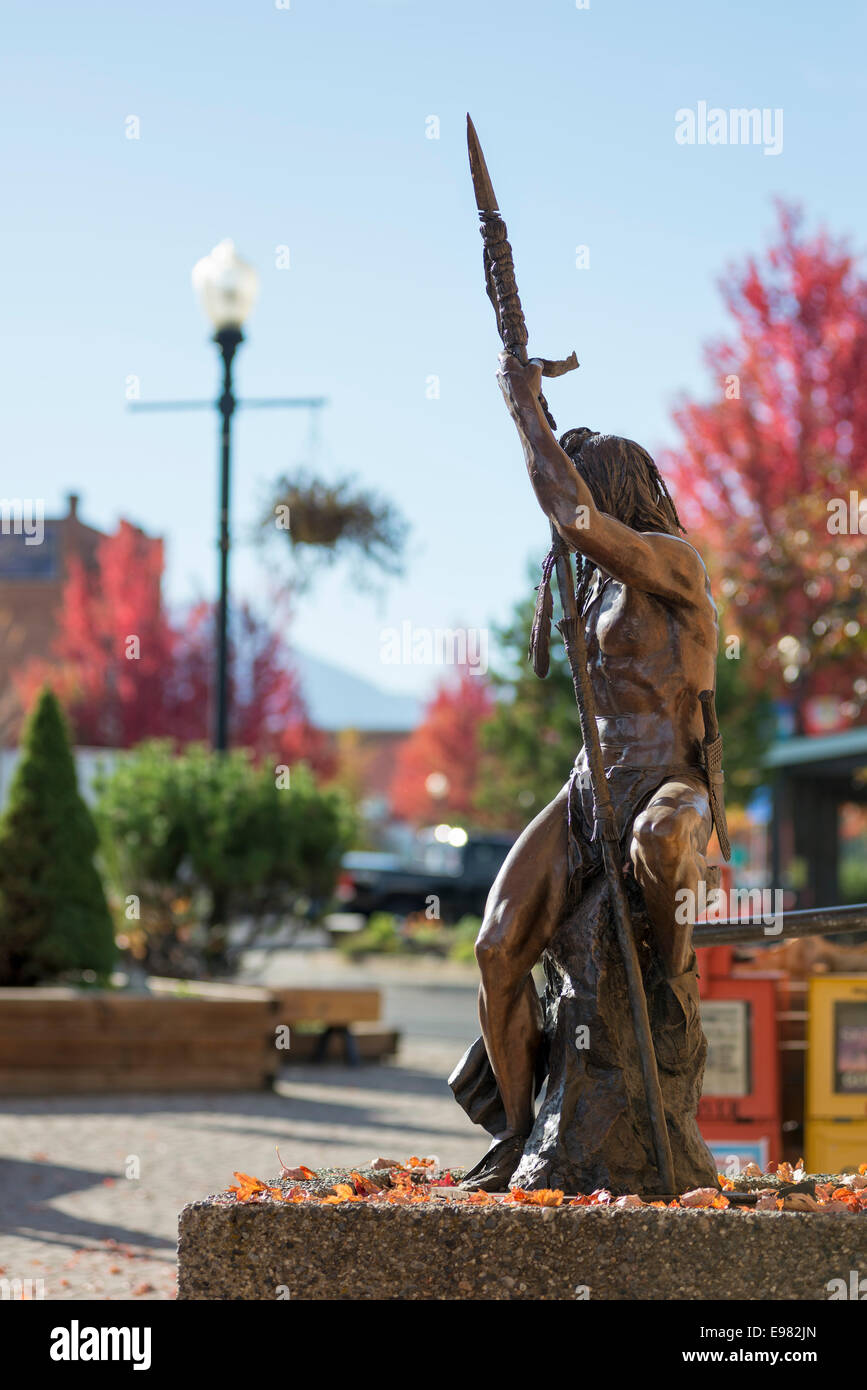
left=466, top=114, right=499, bottom=214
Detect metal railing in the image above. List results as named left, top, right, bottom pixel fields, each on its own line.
left=694, top=902, right=867, bottom=948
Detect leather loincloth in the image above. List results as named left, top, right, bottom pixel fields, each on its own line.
left=565, top=753, right=711, bottom=898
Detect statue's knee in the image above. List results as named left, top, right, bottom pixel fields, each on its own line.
left=631, top=808, right=690, bottom=884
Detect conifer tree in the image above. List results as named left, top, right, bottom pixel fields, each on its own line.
left=0, top=688, right=115, bottom=985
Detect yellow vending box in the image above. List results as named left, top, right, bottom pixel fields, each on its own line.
left=806, top=975, right=867, bottom=1173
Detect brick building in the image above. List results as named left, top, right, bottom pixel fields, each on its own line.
left=0, top=494, right=154, bottom=745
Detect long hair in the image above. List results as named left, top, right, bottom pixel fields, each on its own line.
left=558, top=427, right=685, bottom=607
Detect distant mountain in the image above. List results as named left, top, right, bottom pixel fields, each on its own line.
left=291, top=650, right=423, bottom=733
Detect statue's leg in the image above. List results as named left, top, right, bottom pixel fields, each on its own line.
left=629, top=775, right=712, bottom=978
left=474, top=782, right=571, bottom=1143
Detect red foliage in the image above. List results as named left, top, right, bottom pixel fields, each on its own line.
left=389, top=666, right=493, bottom=824
left=164, top=600, right=331, bottom=769
left=661, top=203, right=867, bottom=727
left=16, top=521, right=331, bottom=770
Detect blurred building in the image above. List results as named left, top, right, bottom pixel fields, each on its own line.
left=767, top=727, right=867, bottom=908
left=0, top=493, right=158, bottom=745
left=292, top=650, right=421, bottom=819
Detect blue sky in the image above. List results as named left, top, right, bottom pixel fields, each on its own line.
left=4, top=0, right=866, bottom=698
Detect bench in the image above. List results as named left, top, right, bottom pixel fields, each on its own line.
left=0, top=981, right=397, bottom=1094
left=270, top=987, right=396, bottom=1065
left=149, top=979, right=395, bottom=1067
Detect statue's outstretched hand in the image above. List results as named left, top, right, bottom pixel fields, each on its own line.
left=496, top=353, right=543, bottom=419
left=497, top=351, right=579, bottom=418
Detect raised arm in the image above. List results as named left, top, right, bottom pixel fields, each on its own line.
left=497, top=353, right=705, bottom=606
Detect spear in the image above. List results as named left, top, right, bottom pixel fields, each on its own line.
left=466, top=114, right=676, bottom=1194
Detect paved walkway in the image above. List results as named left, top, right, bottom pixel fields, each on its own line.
left=0, top=958, right=484, bottom=1301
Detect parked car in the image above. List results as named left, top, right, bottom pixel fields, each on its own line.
left=332, top=827, right=515, bottom=925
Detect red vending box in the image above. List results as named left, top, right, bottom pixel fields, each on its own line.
left=695, top=945, right=781, bottom=1174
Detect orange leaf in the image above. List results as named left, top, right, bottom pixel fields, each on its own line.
left=228, top=1171, right=269, bottom=1202
left=506, top=1188, right=563, bottom=1207
left=537, top=1189, right=564, bottom=1207
left=588, top=1188, right=613, bottom=1206
left=275, top=1148, right=317, bottom=1180
left=321, top=1185, right=362, bottom=1204
left=232, top=1171, right=263, bottom=1188
left=349, top=1171, right=381, bottom=1196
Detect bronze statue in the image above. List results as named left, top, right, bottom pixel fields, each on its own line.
left=451, top=118, right=729, bottom=1197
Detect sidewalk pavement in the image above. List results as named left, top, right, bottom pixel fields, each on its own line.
left=0, top=1036, right=482, bottom=1302
left=0, top=950, right=486, bottom=1301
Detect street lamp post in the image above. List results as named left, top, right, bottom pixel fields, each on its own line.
left=128, top=241, right=327, bottom=753
left=213, top=324, right=241, bottom=751
left=192, top=240, right=259, bottom=751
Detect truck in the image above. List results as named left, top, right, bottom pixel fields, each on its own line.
left=331, top=826, right=515, bottom=926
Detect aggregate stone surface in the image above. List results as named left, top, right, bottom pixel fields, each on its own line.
left=178, top=1198, right=867, bottom=1301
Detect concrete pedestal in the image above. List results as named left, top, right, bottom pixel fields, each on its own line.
left=178, top=1197, right=867, bottom=1300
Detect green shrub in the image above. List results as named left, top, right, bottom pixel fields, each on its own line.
left=95, top=742, right=356, bottom=976
left=841, top=857, right=867, bottom=905
left=337, top=912, right=483, bottom=963
left=405, top=921, right=450, bottom=953
left=338, top=912, right=402, bottom=958
left=0, top=688, right=115, bottom=986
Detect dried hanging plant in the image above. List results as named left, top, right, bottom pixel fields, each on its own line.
left=264, top=471, right=408, bottom=591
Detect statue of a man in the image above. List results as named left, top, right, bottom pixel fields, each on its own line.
left=457, top=353, right=723, bottom=1193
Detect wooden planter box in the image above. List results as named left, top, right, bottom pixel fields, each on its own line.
left=0, top=981, right=395, bottom=1093
left=0, top=986, right=279, bottom=1094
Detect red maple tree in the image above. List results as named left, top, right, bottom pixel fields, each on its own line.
left=660, top=204, right=867, bottom=732
left=17, top=521, right=330, bottom=769
left=166, top=599, right=330, bottom=767
left=390, top=666, right=494, bottom=824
